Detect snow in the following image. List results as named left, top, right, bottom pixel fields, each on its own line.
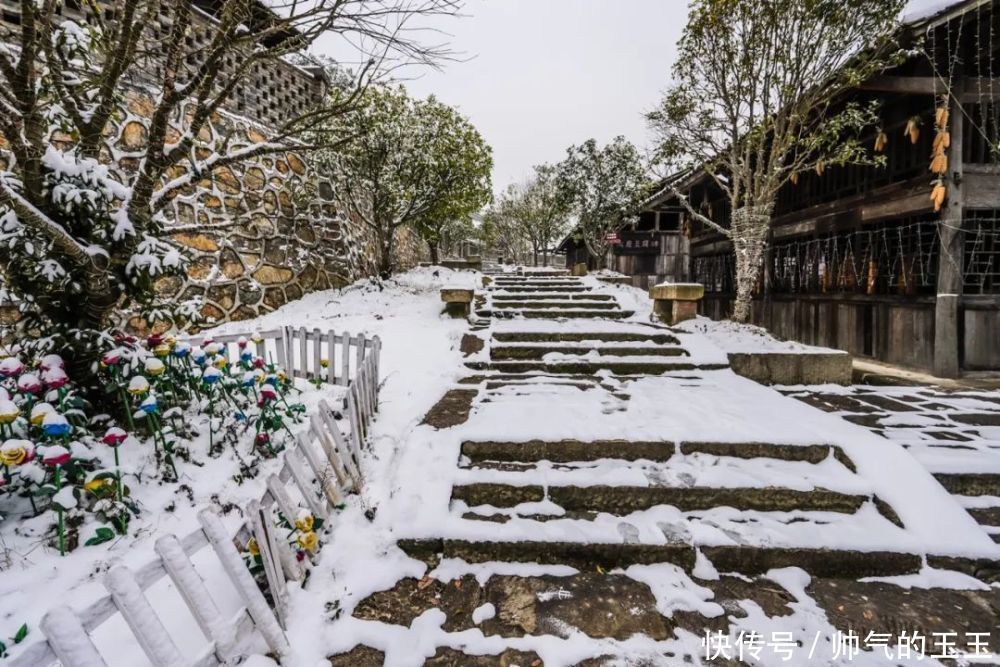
left=901, top=0, right=966, bottom=24
left=471, top=603, right=495, bottom=625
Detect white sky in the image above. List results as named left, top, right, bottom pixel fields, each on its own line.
left=317, top=0, right=688, bottom=195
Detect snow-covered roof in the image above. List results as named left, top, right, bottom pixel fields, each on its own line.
left=901, top=0, right=984, bottom=26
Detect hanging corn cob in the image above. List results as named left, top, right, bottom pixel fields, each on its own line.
left=932, top=130, right=951, bottom=153
left=905, top=116, right=921, bottom=144
left=930, top=180, right=947, bottom=212
left=814, top=160, right=825, bottom=176
left=930, top=152, right=948, bottom=174
left=874, top=130, right=888, bottom=153
left=790, top=171, right=800, bottom=185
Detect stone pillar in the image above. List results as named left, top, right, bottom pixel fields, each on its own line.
left=571, top=262, right=588, bottom=277
left=649, top=283, right=705, bottom=325
left=441, top=288, right=474, bottom=319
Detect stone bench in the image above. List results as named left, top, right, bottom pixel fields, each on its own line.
left=441, top=288, right=474, bottom=319
left=649, top=283, right=704, bottom=325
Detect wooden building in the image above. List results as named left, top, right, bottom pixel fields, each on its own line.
left=577, top=0, right=999, bottom=376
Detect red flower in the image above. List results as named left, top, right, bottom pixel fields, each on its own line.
left=253, top=358, right=265, bottom=369
left=255, top=432, right=270, bottom=446
left=41, top=445, right=71, bottom=467
left=147, top=334, right=164, bottom=348
left=102, top=427, right=128, bottom=447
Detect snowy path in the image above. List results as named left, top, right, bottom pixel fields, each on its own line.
left=281, top=270, right=1000, bottom=666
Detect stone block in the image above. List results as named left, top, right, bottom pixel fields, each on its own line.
left=441, top=288, right=474, bottom=319
left=728, top=352, right=853, bottom=386
left=648, top=282, right=705, bottom=302
left=571, top=262, right=588, bottom=277
left=481, top=276, right=493, bottom=287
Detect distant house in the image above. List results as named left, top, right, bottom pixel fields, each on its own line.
left=570, top=0, right=1000, bottom=376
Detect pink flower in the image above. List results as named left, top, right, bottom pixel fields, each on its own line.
left=43, top=367, right=68, bottom=389
left=102, top=427, right=128, bottom=447
left=17, top=373, right=41, bottom=394
left=39, top=354, right=65, bottom=372
left=237, top=336, right=248, bottom=349
left=101, top=350, right=122, bottom=366
left=0, top=357, right=24, bottom=378
left=259, top=385, right=277, bottom=403
left=41, top=445, right=71, bottom=467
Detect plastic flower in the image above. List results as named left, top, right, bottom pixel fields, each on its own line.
left=294, top=512, right=314, bottom=532
left=240, top=350, right=253, bottom=363
left=253, top=358, right=265, bottom=369
left=0, top=439, right=34, bottom=466
left=101, top=350, right=122, bottom=367
left=264, top=374, right=278, bottom=387
left=320, top=358, right=330, bottom=369
left=39, top=354, right=65, bottom=371
left=41, top=445, right=71, bottom=467
left=140, top=396, right=158, bottom=415
left=250, top=332, right=263, bottom=344
left=247, top=537, right=260, bottom=556
left=102, top=427, right=128, bottom=447
left=128, top=376, right=150, bottom=395
left=201, top=336, right=215, bottom=347
left=0, top=400, right=20, bottom=424
left=153, top=343, right=172, bottom=358
left=30, top=402, right=54, bottom=425
left=42, top=413, right=71, bottom=438
left=42, top=367, right=69, bottom=389
left=297, top=531, right=318, bottom=552
left=202, top=367, right=222, bottom=385
left=17, top=373, right=42, bottom=394
left=241, top=372, right=256, bottom=388
left=277, top=370, right=287, bottom=383
left=254, top=432, right=270, bottom=447
left=0, top=357, right=24, bottom=378
left=144, top=358, right=165, bottom=377
left=84, top=477, right=115, bottom=494
left=259, top=385, right=277, bottom=403
left=212, top=355, right=228, bottom=370
left=147, top=334, right=164, bottom=348
left=171, top=342, right=191, bottom=359
left=237, top=336, right=248, bottom=349
left=205, top=342, right=222, bottom=356
left=191, top=347, right=207, bottom=365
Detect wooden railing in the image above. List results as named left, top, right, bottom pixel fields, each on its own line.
left=11, top=327, right=382, bottom=667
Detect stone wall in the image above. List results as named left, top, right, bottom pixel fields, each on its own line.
left=1, top=91, right=427, bottom=331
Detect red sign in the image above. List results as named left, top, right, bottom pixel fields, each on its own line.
left=605, top=232, right=621, bottom=245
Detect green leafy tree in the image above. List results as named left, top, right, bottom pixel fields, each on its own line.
left=556, top=137, right=651, bottom=269
left=322, top=86, right=492, bottom=275
left=647, top=0, right=905, bottom=321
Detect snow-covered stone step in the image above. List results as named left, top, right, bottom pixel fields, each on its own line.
left=493, top=331, right=680, bottom=344
left=492, top=301, right=621, bottom=311
left=398, top=538, right=924, bottom=578
left=464, top=359, right=721, bottom=374
left=459, top=439, right=854, bottom=466
left=486, top=309, right=635, bottom=320
left=451, top=483, right=882, bottom=518
left=490, top=345, right=689, bottom=361
left=933, top=472, right=1000, bottom=496
left=493, top=286, right=592, bottom=293
left=492, top=293, right=615, bottom=301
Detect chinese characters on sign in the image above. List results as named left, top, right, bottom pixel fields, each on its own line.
left=613, top=232, right=662, bottom=255
left=703, top=629, right=994, bottom=662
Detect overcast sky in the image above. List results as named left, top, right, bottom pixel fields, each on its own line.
left=319, top=0, right=688, bottom=195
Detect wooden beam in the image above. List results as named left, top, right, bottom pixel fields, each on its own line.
left=859, top=76, right=1000, bottom=99
left=934, top=92, right=965, bottom=378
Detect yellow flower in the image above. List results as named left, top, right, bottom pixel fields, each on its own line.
left=153, top=343, right=172, bottom=358
left=144, top=358, right=165, bottom=377
left=277, top=370, right=287, bottom=383
left=0, top=440, right=32, bottom=467
left=30, top=402, right=54, bottom=425
left=320, top=358, right=330, bottom=369
left=294, top=514, right=314, bottom=532
left=247, top=537, right=260, bottom=556
left=213, top=356, right=229, bottom=369
left=296, top=530, right=318, bottom=552
left=0, top=400, right=19, bottom=425
left=84, top=478, right=115, bottom=494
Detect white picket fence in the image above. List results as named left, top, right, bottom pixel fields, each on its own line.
left=11, top=328, right=382, bottom=667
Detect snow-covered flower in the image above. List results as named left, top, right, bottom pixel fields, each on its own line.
left=41, top=445, right=71, bottom=466
left=296, top=531, right=318, bottom=552
left=0, top=357, right=23, bottom=378
left=39, top=354, right=65, bottom=371
left=237, top=336, right=248, bottom=349
left=294, top=512, right=314, bottom=532
left=42, top=367, right=69, bottom=389
left=42, top=413, right=71, bottom=438
left=259, top=385, right=277, bottom=403
left=250, top=332, right=263, bottom=344
left=171, top=342, right=191, bottom=359
left=30, top=402, right=55, bottom=425
left=102, top=427, right=127, bottom=447
left=202, top=367, right=221, bottom=385
left=128, top=376, right=150, bottom=395
left=101, top=350, right=122, bottom=366
left=17, top=373, right=42, bottom=394
left=144, top=358, right=165, bottom=376
left=0, top=400, right=20, bottom=424
left=0, top=439, right=34, bottom=467
left=140, top=396, right=158, bottom=415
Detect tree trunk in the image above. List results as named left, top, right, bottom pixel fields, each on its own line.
left=429, top=242, right=440, bottom=264
left=379, top=228, right=395, bottom=279
left=730, top=205, right=772, bottom=324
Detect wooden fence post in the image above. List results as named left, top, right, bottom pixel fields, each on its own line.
left=197, top=510, right=290, bottom=657
left=104, top=565, right=186, bottom=667
left=40, top=607, right=108, bottom=667
left=340, top=331, right=350, bottom=386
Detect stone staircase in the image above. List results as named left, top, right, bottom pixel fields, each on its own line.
left=331, top=276, right=1000, bottom=665
left=481, top=274, right=635, bottom=320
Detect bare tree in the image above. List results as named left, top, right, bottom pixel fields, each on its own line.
left=0, top=0, right=461, bottom=385
left=647, top=0, right=904, bottom=321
